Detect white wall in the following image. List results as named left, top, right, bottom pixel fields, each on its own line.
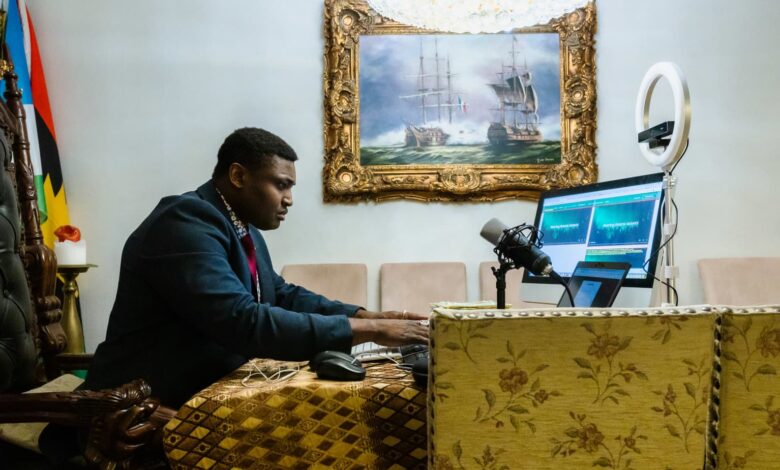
left=26, top=0, right=780, bottom=351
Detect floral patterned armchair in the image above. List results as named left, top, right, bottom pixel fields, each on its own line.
left=428, top=305, right=780, bottom=469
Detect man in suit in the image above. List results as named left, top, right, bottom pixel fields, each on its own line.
left=84, top=127, right=428, bottom=407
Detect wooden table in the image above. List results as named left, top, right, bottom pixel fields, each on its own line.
left=163, top=359, right=427, bottom=469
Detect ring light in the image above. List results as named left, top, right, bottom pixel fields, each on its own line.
left=635, top=62, right=691, bottom=171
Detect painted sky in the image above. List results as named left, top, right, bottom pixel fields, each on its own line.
left=359, top=32, right=561, bottom=147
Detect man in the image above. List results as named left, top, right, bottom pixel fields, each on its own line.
left=83, top=127, right=428, bottom=407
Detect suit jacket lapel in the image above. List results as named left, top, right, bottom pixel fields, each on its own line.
left=250, top=230, right=275, bottom=305
left=196, top=180, right=258, bottom=301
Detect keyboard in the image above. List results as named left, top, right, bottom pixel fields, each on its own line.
left=351, top=342, right=401, bottom=362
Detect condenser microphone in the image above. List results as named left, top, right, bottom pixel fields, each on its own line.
left=480, top=218, right=553, bottom=276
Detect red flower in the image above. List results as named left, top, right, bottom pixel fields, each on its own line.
left=54, top=225, right=81, bottom=242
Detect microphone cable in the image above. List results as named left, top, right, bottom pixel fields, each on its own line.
left=549, top=269, right=575, bottom=308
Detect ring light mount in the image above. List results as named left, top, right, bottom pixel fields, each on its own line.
left=635, top=62, right=691, bottom=306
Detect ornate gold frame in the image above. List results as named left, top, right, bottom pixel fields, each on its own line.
left=323, top=0, right=597, bottom=202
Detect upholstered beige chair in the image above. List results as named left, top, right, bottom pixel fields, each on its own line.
left=698, top=257, right=780, bottom=305
left=717, top=306, right=780, bottom=469
left=429, top=305, right=718, bottom=469
left=380, top=262, right=467, bottom=314
left=281, top=263, right=368, bottom=307
left=429, top=304, right=780, bottom=469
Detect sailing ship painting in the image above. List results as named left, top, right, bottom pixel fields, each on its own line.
left=400, top=39, right=461, bottom=148
left=487, top=36, right=543, bottom=146
left=359, top=33, right=561, bottom=166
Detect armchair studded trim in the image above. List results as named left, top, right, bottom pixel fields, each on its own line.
left=706, top=309, right=724, bottom=470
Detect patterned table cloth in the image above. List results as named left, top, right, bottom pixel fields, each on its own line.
left=163, top=359, right=427, bottom=469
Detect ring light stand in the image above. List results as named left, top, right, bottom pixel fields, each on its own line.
left=635, top=62, right=691, bottom=306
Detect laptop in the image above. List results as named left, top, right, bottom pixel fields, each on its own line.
left=557, top=261, right=631, bottom=308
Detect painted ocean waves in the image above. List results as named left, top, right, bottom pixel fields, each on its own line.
left=361, top=141, right=561, bottom=166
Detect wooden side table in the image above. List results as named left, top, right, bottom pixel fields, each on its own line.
left=57, top=263, right=96, bottom=354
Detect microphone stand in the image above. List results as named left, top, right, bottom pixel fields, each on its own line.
left=491, top=262, right=513, bottom=309
left=491, top=263, right=574, bottom=308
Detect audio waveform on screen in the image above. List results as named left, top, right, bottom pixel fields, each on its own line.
left=588, top=201, right=655, bottom=246
left=540, top=207, right=592, bottom=245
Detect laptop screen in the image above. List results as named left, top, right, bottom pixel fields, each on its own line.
left=557, top=261, right=631, bottom=308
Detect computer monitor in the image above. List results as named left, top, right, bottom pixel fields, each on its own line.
left=521, top=173, right=665, bottom=307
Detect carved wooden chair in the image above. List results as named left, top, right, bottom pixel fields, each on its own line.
left=0, top=49, right=173, bottom=468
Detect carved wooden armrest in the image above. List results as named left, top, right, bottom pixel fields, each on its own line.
left=0, top=379, right=171, bottom=469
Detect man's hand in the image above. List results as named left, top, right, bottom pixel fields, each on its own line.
left=348, top=317, right=429, bottom=346
left=355, top=308, right=429, bottom=321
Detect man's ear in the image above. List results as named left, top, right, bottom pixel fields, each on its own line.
left=227, top=162, right=248, bottom=189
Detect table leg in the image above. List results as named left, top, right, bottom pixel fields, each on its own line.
left=60, top=272, right=85, bottom=353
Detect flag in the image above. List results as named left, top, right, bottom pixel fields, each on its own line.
left=3, top=0, right=69, bottom=247
left=457, top=96, right=467, bottom=113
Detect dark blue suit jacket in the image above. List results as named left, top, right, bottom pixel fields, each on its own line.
left=83, top=181, right=359, bottom=407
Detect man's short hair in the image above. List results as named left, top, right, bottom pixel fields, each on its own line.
left=213, top=127, right=298, bottom=178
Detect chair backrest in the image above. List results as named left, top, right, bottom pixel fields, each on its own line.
left=281, top=263, right=367, bottom=307
left=0, top=130, right=37, bottom=392
left=380, top=262, right=466, bottom=314
left=478, top=261, right=526, bottom=307
left=698, top=257, right=780, bottom=305
left=0, top=63, right=63, bottom=391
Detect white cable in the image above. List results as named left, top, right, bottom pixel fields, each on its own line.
left=241, top=363, right=300, bottom=388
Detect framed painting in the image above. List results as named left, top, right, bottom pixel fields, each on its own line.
left=323, top=0, right=597, bottom=202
